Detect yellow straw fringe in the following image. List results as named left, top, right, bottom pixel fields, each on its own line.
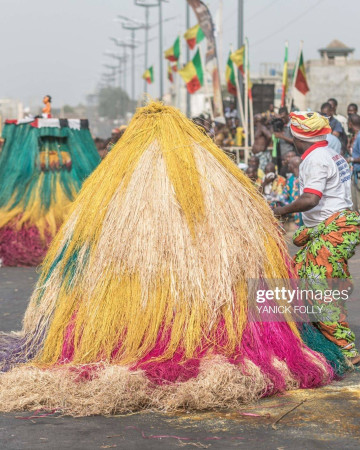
left=21, top=102, right=297, bottom=367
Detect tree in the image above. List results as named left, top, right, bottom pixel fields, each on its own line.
left=98, top=87, right=136, bottom=120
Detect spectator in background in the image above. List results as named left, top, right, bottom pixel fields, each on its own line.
left=94, top=137, right=107, bottom=159
left=273, top=107, right=295, bottom=158
left=348, top=114, right=360, bottom=211
left=347, top=114, right=360, bottom=172
left=245, top=166, right=260, bottom=187
left=328, top=98, right=348, bottom=134
left=248, top=155, right=264, bottom=180
left=282, top=156, right=303, bottom=227
left=279, top=150, right=296, bottom=178
left=252, top=114, right=272, bottom=170
left=262, top=103, right=276, bottom=125
left=261, top=162, right=286, bottom=205
left=321, top=102, right=347, bottom=154
left=214, top=118, right=232, bottom=147
left=326, top=133, right=341, bottom=154
left=225, top=101, right=238, bottom=129
left=347, top=103, right=358, bottom=117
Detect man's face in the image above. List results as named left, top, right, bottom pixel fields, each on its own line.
left=285, top=152, right=296, bottom=165
left=43, top=96, right=49, bottom=105
left=328, top=100, right=336, bottom=112
left=246, top=168, right=257, bottom=181
left=248, top=157, right=259, bottom=169
left=269, top=104, right=274, bottom=112
left=321, top=106, right=332, bottom=117
left=264, top=163, right=275, bottom=175
left=348, top=105, right=357, bottom=116
left=280, top=111, right=289, bottom=124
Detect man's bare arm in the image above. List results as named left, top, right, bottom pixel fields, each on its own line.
left=273, top=193, right=320, bottom=216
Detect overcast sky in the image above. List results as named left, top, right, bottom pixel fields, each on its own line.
left=0, top=0, right=358, bottom=109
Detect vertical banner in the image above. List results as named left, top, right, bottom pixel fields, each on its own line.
left=187, top=0, right=224, bottom=119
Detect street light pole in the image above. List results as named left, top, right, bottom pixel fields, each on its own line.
left=186, top=3, right=190, bottom=117
left=238, top=0, right=244, bottom=97
left=144, top=7, right=149, bottom=93
left=158, top=0, right=164, bottom=100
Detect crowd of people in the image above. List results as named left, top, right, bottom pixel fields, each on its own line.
left=98, top=99, right=360, bottom=231
left=239, top=99, right=360, bottom=228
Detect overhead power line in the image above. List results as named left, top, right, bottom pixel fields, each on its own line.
left=251, top=0, right=326, bottom=47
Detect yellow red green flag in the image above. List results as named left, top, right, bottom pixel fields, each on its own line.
left=294, top=51, right=309, bottom=95
left=164, top=36, right=180, bottom=62
left=178, top=48, right=203, bottom=94
left=142, top=66, right=154, bottom=84
left=183, top=24, right=205, bottom=50
left=281, top=42, right=288, bottom=107
left=230, top=46, right=245, bottom=75
left=226, top=52, right=236, bottom=96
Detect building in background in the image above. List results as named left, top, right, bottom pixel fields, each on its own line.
left=294, top=40, right=360, bottom=113
left=0, top=99, right=24, bottom=133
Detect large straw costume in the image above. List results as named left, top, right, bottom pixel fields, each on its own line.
left=0, top=118, right=100, bottom=266
left=0, top=103, right=333, bottom=416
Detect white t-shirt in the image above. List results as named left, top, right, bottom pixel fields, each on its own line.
left=299, top=141, right=352, bottom=227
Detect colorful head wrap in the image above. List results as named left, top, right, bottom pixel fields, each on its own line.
left=289, top=111, right=332, bottom=142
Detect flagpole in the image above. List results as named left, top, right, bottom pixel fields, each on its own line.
left=176, top=50, right=181, bottom=110
left=186, top=4, right=191, bottom=117
left=244, top=38, right=249, bottom=150
left=281, top=40, right=289, bottom=108
left=199, top=45, right=214, bottom=120
left=230, top=45, right=245, bottom=134
left=288, top=40, right=303, bottom=112
left=247, top=38, right=255, bottom=146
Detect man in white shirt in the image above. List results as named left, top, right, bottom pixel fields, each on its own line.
left=274, top=111, right=360, bottom=365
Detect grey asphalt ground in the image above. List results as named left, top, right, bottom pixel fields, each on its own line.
left=0, top=236, right=359, bottom=449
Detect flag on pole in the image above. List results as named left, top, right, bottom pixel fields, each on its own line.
left=226, top=52, right=236, bottom=95
left=142, top=66, right=154, bottom=84
left=164, top=36, right=180, bottom=62
left=281, top=42, right=288, bottom=107
left=294, top=50, right=310, bottom=95
left=230, top=46, right=245, bottom=75
left=247, top=72, right=253, bottom=100
left=178, top=48, right=203, bottom=94
left=167, top=64, right=174, bottom=83
left=183, top=24, right=205, bottom=50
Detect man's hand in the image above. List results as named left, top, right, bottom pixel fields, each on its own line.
left=262, top=173, right=276, bottom=187
left=273, top=192, right=321, bottom=218
left=273, top=132, right=284, bottom=139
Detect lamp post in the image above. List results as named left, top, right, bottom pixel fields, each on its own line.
left=117, top=15, right=145, bottom=100
left=134, top=1, right=159, bottom=94
left=109, top=38, right=134, bottom=94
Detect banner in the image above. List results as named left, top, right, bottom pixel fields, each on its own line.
left=187, top=0, right=224, bottom=119
left=281, top=42, right=288, bottom=107
left=294, top=50, right=310, bottom=95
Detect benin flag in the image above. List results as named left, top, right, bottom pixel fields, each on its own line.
left=184, top=24, right=205, bottom=50
left=230, top=46, right=245, bottom=75
left=142, top=66, right=154, bottom=84
left=281, top=43, right=288, bottom=107
left=294, top=51, right=309, bottom=95
left=164, top=36, right=180, bottom=62
left=226, top=52, right=236, bottom=96
left=167, top=64, right=174, bottom=83
left=179, top=49, right=203, bottom=94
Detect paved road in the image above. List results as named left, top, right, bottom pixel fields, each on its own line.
left=0, top=238, right=360, bottom=449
